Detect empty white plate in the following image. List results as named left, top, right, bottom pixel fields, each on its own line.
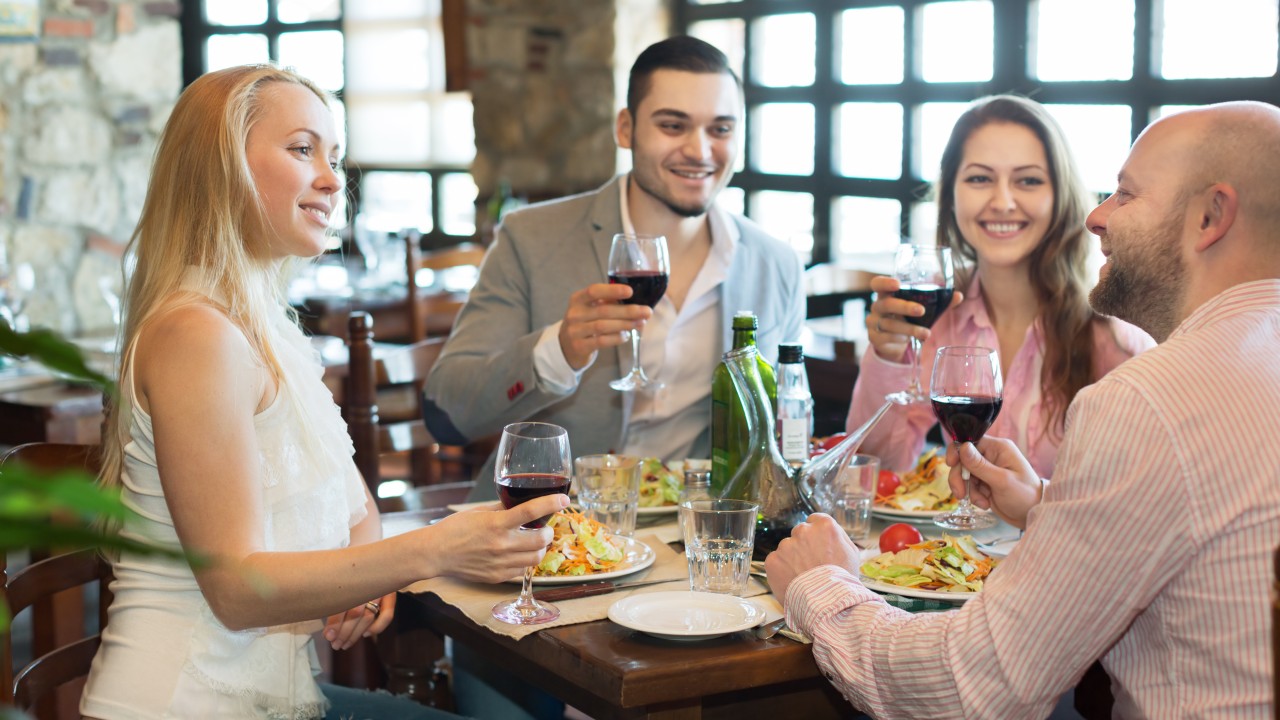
left=608, top=590, right=766, bottom=641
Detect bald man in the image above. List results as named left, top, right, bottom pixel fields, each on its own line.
left=766, top=102, right=1280, bottom=719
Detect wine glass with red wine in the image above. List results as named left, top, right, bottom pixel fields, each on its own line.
left=607, top=233, right=670, bottom=392
left=885, top=245, right=954, bottom=405
left=491, top=422, right=573, bottom=625
left=931, top=346, right=1002, bottom=530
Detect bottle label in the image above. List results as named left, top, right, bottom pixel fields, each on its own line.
left=779, top=417, right=808, bottom=462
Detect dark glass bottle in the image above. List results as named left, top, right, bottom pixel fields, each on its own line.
left=710, top=311, right=777, bottom=496
left=720, top=345, right=811, bottom=558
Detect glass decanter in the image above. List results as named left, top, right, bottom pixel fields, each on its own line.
left=719, top=345, right=812, bottom=558
left=796, top=401, right=893, bottom=517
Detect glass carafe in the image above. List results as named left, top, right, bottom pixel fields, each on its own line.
left=720, top=345, right=812, bottom=558
left=797, top=401, right=893, bottom=514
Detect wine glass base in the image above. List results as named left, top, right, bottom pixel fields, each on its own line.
left=885, top=389, right=929, bottom=406
left=933, top=510, right=997, bottom=531
left=609, top=373, right=664, bottom=393
left=491, top=598, right=560, bottom=625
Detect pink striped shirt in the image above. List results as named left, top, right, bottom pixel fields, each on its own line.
left=847, top=274, right=1154, bottom=477
left=789, top=280, right=1280, bottom=719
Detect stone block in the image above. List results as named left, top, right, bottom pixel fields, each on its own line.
left=113, top=104, right=150, bottom=124
left=116, top=154, right=150, bottom=230
left=74, top=248, right=124, bottom=335
left=37, top=167, right=121, bottom=231
left=89, top=22, right=181, bottom=101
left=22, top=67, right=88, bottom=105
left=74, top=0, right=111, bottom=14
left=43, top=17, right=95, bottom=38
left=141, top=1, right=181, bottom=17
left=17, top=177, right=34, bottom=221
left=40, top=47, right=82, bottom=67
left=116, top=3, right=136, bottom=35
left=0, top=44, right=38, bottom=81
left=24, top=106, right=112, bottom=165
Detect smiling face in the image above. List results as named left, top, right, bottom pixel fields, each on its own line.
left=1087, top=120, right=1192, bottom=341
left=245, top=82, right=342, bottom=260
left=951, top=121, right=1055, bottom=273
left=617, top=69, right=741, bottom=220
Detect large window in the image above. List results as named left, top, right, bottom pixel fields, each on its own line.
left=181, top=0, right=478, bottom=249
left=677, top=0, right=1280, bottom=266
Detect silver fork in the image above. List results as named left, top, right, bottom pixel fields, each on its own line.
left=754, top=617, right=787, bottom=639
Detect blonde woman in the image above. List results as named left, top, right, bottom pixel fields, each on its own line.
left=80, top=65, right=563, bottom=719
left=848, top=95, right=1154, bottom=477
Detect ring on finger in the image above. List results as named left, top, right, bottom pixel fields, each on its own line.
left=364, top=600, right=381, bottom=615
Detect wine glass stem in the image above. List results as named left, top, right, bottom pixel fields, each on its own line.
left=515, top=565, right=538, bottom=612
left=957, top=446, right=973, bottom=513
left=629, top=328, right=644, bottom=376
left=907, top=336, right=923, bottom=397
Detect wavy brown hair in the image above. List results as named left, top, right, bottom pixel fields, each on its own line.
left=935, top=95, right=1101, bottom=441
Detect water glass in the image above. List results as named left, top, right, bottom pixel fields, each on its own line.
left=829, top=454, right=878, bottom=544
left=681, top=499, right=758, bottom=596
left=574, top=454, right=641, bottom=537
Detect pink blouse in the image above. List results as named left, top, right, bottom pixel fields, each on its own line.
left=845, top=275, right=1155, bottom=477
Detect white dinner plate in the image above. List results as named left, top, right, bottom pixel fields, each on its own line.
left=977, top=538, right=1019, bottom=558
left=860, top=577, right=975, bottom=603
left=608, top=590, right=766, bottom=640
left=522, top=537, right=656, bottom=586
left=872, top=506, right=948, bottom=522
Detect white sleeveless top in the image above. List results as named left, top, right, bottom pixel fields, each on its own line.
left=81, top=274, right=369, bottom=719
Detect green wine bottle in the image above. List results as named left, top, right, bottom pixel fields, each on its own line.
left=710, top=311, right=776, bottom=497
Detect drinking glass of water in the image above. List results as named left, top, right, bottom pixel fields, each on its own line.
left=829, top=454, right=878, bottom=545
left=680, top=499, right=758, bottom=596
left=573, top=454, right=641, bottom=537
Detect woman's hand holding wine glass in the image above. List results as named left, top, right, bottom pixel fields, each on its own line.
left=882, top=245, right=955, bottom=406
left=931, top=346, right=1002, bottom=530
left=491, top=422, right=574, bottom=625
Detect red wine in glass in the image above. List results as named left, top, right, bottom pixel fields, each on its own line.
left=497, top=472, right=572, bottom=529
left=931, top=395, right=1003, bottom=444
left=609, top=271, right=669, bottom=308
left=894, top=285, right=955, bottom=329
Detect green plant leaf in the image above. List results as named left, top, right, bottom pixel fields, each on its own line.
left=0, top=322, right=117, bottom=396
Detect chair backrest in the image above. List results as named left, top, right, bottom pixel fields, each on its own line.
left=404, top=238, right=485, bottom=341
left=345, top=312, right=447, bottom=496
left=1, top=442, right=112, bottom=718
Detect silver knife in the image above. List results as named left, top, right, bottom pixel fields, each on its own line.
left=531, top=577, right=685, bottom=603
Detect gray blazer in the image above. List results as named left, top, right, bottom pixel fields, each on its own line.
left=424, top=176, right=805, bottom=499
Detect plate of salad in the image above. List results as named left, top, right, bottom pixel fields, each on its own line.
left=637, top=458, right=706, bottom=515
left=859, top=535, right=997, bottom=603
left=528, top=509, right=656, bottom=584
left=872, top=449, right=958, bottom=522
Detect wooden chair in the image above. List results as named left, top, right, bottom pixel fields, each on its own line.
left=1, top=442, right=112, bottom=720
left=404, top=238, right=485, bottom=342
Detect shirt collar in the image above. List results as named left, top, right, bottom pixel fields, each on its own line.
left=618, top=173, right=738, bottom=257
left=1169, top=279, right=1280, bottom=339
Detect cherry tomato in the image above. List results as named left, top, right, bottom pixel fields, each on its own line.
left=878, top=522, right=924, bottom=554
left=819, top=432, right=848, bottom=452
left=876, top=470, right=901, bottom=499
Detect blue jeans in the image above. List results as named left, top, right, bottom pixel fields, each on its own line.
left=321, top=682, right=466, bottom=720
left=451, top=643, right=564, bottom=720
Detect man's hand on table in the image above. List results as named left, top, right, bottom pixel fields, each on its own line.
left=421, top=494, right=570, bottom=583
left=946, top=438, right=1042, bottom=529
left=559, top=283, right=651, bottom=369
left=765, top=514, right=863, bottom=605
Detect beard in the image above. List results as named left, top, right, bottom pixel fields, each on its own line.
left=630, top=164, right=718, bottom=218
left=1089, top=208, right=1186, bottom=342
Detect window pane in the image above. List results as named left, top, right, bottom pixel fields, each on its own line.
left=205, top=34, right=270, bottom=73
left=916, top=102, right=968, bottom=181
left=431, top=94, right=476, bottom=165
left=751, top=14, right=816, bottom=87
left=909, top=201, right=939, bottom=246
left=206, top=0, right=266, bottom=26
left=347, top=99, right=431, bottom=164
left=717, top=186, right=746, bottom=217
left=750, top=191, right=813, bottom=264
left=346, top=0, right=433, bottom=20
left=347, top=28, right=433, bottom=93
left=278, top=30, right=344, bottom=92
left=1044, top=104, right=1132, bottom=193
left=1160, top=0, right=1278, bottom=79
left=751, top=103, right=814, bottom=176
left=839, top=6, right=904, bottom=85
left=919, top=1, right=993, bottom=83
left=689, top=19, right=745, bottom=80
left=836, top=103, right=903, bottom=180
left=361, top=171, right=433, bottom=234
left=1033, top=0, right=1134, bottom=81
left=278, top=0, right=340, bottom=23
left=1152, top=104, right=1198, bottom=122
left=833, top=196, right=902, bottom=259
left=440, top=173, right=478, bottom=236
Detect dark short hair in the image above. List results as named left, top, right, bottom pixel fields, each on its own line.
left=626, top=35, right=741, bottom=116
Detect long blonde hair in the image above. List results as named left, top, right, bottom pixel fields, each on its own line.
left=100, top=65, right=332, bottom=494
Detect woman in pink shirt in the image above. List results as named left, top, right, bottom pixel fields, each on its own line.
left=847, top=95, right=1153, bottom=477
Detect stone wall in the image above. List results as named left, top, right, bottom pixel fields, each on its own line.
left=465, top=0, right=667, bottom=204
left=0, top=0, right=182, bottom=335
